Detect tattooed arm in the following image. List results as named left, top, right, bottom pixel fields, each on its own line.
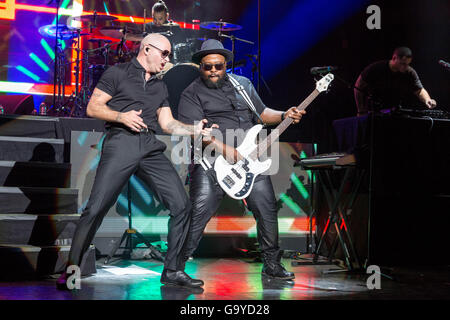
left=86, top=88, right=147, bottom=132
left=157, top=106, right=209, bottom=136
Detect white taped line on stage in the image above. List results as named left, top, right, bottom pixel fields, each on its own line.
left=101, top=265, right=161, bottom=276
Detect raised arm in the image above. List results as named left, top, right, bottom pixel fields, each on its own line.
left=260, top=107, right=304, bottom=125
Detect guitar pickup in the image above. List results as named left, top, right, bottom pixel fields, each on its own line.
left=231, top=168, right=242, bottom=179
left=222, top=175, right=235, bottom=189
left=241, top=158, right=250, bottom=172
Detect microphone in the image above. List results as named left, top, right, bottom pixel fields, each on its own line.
left=310, top=66, right=338, bottom=75
left=438, top=60, right=450, bottom=71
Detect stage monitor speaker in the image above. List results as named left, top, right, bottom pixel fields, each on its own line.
left=0, top=95, right=35, bottom=115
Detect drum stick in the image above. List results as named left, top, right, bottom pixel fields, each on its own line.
left=143, top=9, right=146, bottom=32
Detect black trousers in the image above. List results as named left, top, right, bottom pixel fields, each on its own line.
left=184, top=164, right=281, bottom=263
left=68, top=128, right=191, bottom=271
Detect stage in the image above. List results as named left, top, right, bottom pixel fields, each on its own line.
left=1, top=257, right=449, bottom=300
left=1, top=0, right=449, bottom=307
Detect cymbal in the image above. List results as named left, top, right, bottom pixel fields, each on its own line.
left=100, top=26, right=144, bottom=41
left=124, top=33, right=145, bottom=42
left=38, top=24, right=87, bottom=40
left=72, top=14, right=118, bottom=22
left=161, top=21, right=180, bottom=28
left=186, top=37, right=208, bottom=43
left=200, top=21, right=242, bottom=31
left=88, top=38, right=112, bottom=43
left=100, top=26, right=126, bottom=39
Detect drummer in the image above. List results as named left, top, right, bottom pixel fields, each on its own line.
left=144, top=0, right=185, bottom=61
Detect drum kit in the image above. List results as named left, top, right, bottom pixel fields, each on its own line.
left=39, top=10, right=254, bottom=117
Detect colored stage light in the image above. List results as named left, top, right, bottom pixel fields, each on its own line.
left=0, top=0, right=16, bottom=20
left=40, top=39, right=55, bottom=60
left=15, top=65, right=41, bottom=82
left=76, top=131, right=89, bottom=146
left=117, top=193, right=147, bottom=216
left=0, top=81, right=33, bottom=93
left=0, top=81, right=72, bottom=95
left=290, top=172, right=309, bottom=199
left=280, top=193, right=302, bottom=215
left=29, top=53, right=50, bottom=72
left=1, top=1, right=199, bottom=29
left=300, top=151, right=313, bottom=182
left=103, top=1, right=110, bottom=16
left=129, top=175, right=153, bottom=206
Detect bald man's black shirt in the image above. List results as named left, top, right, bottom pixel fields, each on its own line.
left=96, top=57, right=170, bottom=132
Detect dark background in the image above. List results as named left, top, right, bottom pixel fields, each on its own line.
left=1, top=1, right=449, bottom=143
left=86, top=0, right=450, bottom=142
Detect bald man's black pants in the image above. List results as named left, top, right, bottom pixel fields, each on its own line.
left=68, top=128, right=191, bottom=271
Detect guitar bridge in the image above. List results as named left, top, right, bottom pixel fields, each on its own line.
left=222, top=175, right=235, bottom=189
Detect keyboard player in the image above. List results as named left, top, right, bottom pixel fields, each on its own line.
left=354, top=46, right=437, bottom=116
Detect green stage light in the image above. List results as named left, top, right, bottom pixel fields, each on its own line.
left=290, top=172, right=309, bottom=199
left=16, top=65, right=41, bottom=82
left=280, top=193, right=302, bottom=214
left=40, top=39, right=55, bottom=60
left=29, top=53, right=49, bottom=72
left=103, top=2, right=110, bottom=15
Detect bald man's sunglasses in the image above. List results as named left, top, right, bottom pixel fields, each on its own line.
left=200, top=63, right=226, bottom=71
left=147, top=43, right=171, bottom=59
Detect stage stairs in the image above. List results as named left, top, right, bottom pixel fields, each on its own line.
left=0, top=115, right=96, bottom=279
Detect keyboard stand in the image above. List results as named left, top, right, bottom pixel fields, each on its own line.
left=292, top=163, right=365, bottom=273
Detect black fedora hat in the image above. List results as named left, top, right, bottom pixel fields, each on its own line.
left=192, top=39, right=233, bottom=64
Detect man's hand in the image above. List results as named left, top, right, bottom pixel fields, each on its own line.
left=284, top=107, right=306, bottom=124
left=118, top=109, right=148, bottom=132
left=195, top=119, right=219, bottom=142
left=225, top=146, right=243, bottom=164
left=425, top=99, right=437, bottom=109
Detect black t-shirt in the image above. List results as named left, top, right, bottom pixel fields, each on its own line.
left=360, top=60, right=423, bottom=109
left=96, top=57, right=170, bottom=132
left=178, top=74, right=266, bottom=162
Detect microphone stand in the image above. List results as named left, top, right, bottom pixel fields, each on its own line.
left=218, top=31, right=254, bottom=74
left=50, top=0, right=62, bottom=112
left=247, top=55, right=272, bottom=96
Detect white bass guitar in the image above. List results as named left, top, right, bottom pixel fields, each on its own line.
left=214, top=73, right=334, bottom=199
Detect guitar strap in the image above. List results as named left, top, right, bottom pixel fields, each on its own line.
left=196, top=75, right=264, bottom=173
left=228, top=75, right=265, bottom=125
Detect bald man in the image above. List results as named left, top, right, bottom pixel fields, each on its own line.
left=57, top=34, right=209, bottom=290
